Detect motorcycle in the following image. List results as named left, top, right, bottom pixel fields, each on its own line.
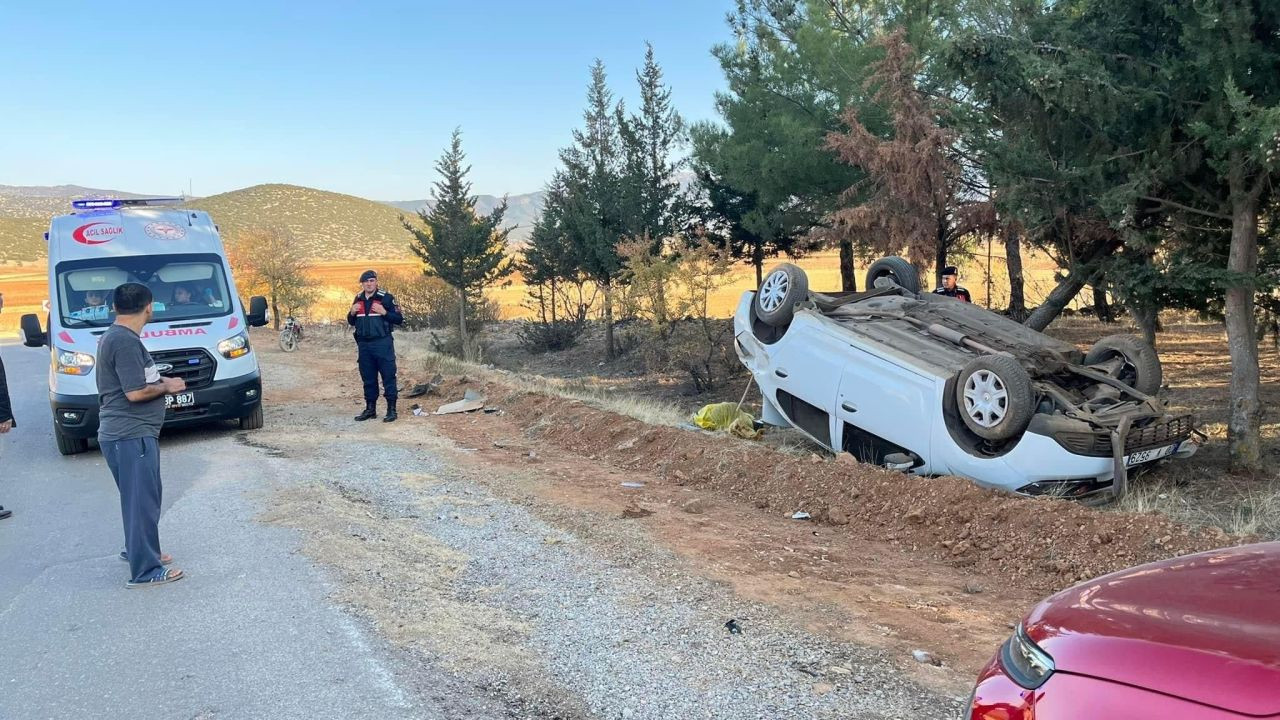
left=279, top=316, right=304, bottom=352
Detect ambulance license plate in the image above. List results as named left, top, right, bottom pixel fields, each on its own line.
left=165, top=392, right=195, bottom=409
left=1124, top=443, right=1177, bottom=467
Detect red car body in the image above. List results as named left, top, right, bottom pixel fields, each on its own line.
left=969, top=542, right=1280, bottom=719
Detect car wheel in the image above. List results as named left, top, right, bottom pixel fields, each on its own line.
left=955, top=355, right=1035, bottom=441
left=54, top=424, right=90, bottom=455
left=1084, top=334, right=1162, bottom=395
left=239, top=404, right=264, bottom=431
left=754, top=263, right=809, bottom=327
left=865, top=257, right=921, bottom=293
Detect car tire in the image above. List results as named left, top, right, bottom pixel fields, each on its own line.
left=865, top=257, right=921, bottom=293
left=54, top=425, right=90, bottom=456
left=239, top=404, right=264, bottom=431
left=754, top=263, right=809, bottom=327
left=1084, top=334, right=1162, bottom=395
left=955, top=355, right=1035, bottom=442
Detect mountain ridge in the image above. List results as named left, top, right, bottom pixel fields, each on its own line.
left=0, top=182, right=543, bottom=263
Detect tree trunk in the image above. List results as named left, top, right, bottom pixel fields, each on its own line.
left=839, top=239, right=856, bottom=292
left=753, top=241, right=764, bottom=288
left=603, top=281, right=616, bottom=361
left=457, top=287, right=470, bottom=361
left=1225, top=171, right=1263, bottom=471
left=1131, top=301, right=1158, bottom=348
left=934, top=232, right=948, bottom=290
left=1092, top=285, right=1115, bottom=323
left=271, top=290, right=280, bottom=330
left=550, top=277, right=559, bottom=324
left=1004, top=226, right=1027, bottom=319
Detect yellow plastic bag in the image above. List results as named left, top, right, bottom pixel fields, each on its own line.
left=692, top=403, right=762, bottom=440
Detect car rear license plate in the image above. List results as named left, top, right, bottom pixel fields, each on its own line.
left=1125, top=443, right=1177, bottom=467
left=165, top=392, right=195, bottom=409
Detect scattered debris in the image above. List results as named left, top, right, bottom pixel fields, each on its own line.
left=410, top=403, right=424, bottom=416
left=404, top=373, right=444, bottom=398
left=792, top=511, right=811, bottom=520
left=963, top=581, right=986, bottom=595
left=483, top=407, right=501, bottom=414
left=787, top=571, right=801, bottom=579
left=811, top=682, right=835, bottom=696
left=615, top=438, right=638, bottom=451
left=620, top=481, right=646, bottom=489
left=911, top=650, right=943, bottom=667
left=828, top=666, right=853, bottom=676
left=435, top=389, right=486, bottom=415
left=724, top=619, right=743, bottom=635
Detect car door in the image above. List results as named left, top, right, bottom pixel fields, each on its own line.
left=765, top=319, right=849, bottom=449
left=836, top=345, right=934, bottom=466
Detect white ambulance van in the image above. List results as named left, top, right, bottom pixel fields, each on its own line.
left=20, top=198, right=270, bottom=455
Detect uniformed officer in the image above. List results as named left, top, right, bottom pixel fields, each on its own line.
left=347, top=270, right=404, bottom=422
left=933, top=265, right=972, bottom=302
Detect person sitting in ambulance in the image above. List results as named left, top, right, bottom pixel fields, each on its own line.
left=82, top=289, right=106, bottom=311
left=171, top=285, right=201, bottom=306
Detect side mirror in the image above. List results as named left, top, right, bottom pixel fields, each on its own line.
left=21, top=313, right=48, bottom=348
left=246, top=296, right=269, bottom=328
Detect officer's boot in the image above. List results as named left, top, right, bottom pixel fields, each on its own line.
left=383, top=400, right=398, bottom=423
left=355, top=400, right=377, bottom=421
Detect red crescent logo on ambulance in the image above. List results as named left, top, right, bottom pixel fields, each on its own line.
left=72, top=222, right=124, bottom=245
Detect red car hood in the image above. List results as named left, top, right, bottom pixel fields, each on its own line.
left=1026, top=542, right=1280, bottom=716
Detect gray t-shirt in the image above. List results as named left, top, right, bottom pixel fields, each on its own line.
left=96, top=324, right=165, bottom=441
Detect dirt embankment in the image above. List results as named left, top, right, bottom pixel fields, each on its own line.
left=440, top=378, right=1239, bottom=597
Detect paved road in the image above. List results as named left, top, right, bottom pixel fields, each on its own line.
left=0, top=339, right=437, bottom=720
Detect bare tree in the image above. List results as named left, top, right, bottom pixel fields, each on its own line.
left=227, top=226, right=318, bottom=329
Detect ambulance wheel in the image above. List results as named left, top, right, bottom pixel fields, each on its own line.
left=239, top=404, right=264, bottom=431
left=55, top=425, right=90, bottom=456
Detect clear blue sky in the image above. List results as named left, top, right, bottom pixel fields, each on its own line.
left=0, top=1, right=734, bottom=199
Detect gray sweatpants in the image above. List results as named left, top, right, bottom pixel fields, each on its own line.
left=101, top=436, right=164, bottom=583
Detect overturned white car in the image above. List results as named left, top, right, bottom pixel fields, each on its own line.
left=733, top=258, right=1199, bottom=502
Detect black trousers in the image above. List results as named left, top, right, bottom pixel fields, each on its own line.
left=357, top=337, right=397, bottom=403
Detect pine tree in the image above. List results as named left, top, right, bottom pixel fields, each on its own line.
left=560, top=60, right=626, bottom=359
left=403, top=128, right=513, bottom=360
left=618, top=43, right=686, bottom=247
left=520, top=175, right=579, bottom=323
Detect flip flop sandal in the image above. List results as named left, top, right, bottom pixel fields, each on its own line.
left=119, top=551, right=173, bottom=565
left=125, top=568, right=184, bottom=589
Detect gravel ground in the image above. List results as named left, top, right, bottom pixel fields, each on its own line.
left=256, top=398, right=964, bottom=720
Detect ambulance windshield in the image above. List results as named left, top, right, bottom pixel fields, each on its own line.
left=55, top=253, right=233, bottom=328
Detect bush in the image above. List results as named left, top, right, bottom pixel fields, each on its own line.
left=516, top=317, right=589, bottom=353
left=378, top=269, right=500, bottom=331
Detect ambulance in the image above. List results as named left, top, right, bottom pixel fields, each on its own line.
left=20, top=198, right=270, bottom=455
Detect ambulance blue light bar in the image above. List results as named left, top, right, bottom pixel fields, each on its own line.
left=72, top=197, right=185, bottom=209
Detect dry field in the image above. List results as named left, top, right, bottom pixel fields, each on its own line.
left=1, top=245, right=1063, bottom=336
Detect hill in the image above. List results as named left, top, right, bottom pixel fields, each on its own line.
left=182, top=184, right=418, bottom=261
left=384, top=191, right=546, bottom=244
left=0, top=184, right=161, bottom=262
left=0, top=182, right=541, bottom=263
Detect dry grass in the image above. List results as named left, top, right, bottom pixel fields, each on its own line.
left=1117, top=475, right=1280, bottom=539
left=404, top=341, right=689, bottom=428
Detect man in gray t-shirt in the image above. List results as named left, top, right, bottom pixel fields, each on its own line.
left=95, top=283, right=186, bottom=588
